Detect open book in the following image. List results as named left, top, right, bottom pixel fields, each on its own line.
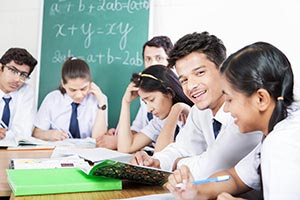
left=51, top=147, right=133, bottom=163
left=0, top=133, right=96, bottom=149
left=0, top=133, right=51, bottom=147
left=80, top=159, right=172, bottom=186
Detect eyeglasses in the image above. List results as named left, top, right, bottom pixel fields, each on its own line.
left=2, top=65, right=30, bottom=82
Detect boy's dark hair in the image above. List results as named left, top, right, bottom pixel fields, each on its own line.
left=142, top=36, right=173, bottom=59
left=0, top=48, right=37, bottom=75
left=168, top=32, right=226, bottom=69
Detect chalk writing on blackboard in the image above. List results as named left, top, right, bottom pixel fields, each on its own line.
left=49, top=0, right=149, bottom=15
left=53, top=22, right=133, bottom=49
left=52, top=49, right=143, bottom=66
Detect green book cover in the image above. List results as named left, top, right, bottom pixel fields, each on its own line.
left=7, top=168, right=122, bottom=196
left=89, top=160, right=172, bottom=186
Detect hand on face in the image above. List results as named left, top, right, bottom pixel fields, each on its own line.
left=88, top=82, right=106, bottom=104
left=122, top=82, right=139, bottom=104
left=172, top=102, right=191, bottom=125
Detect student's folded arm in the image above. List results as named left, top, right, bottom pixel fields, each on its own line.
left=90, top=82, right=108, bottom=138
left=32, top=127, right=47, bottom=140
left=32, top=127, right=68, bottom=141
left=91, top=95, right=108, bottom=138
left=154, top=103, right=191, bottom=153
left=117, top=101, right=152, bottom=153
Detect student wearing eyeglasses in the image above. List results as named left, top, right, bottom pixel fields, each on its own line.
left=0, top=48, right=37, bottom=139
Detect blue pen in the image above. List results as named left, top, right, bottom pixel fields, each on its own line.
left=176, top=175, right=230, bottom=189
left=47, top=119, right=73, bottom=139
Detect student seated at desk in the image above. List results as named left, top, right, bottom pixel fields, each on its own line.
left=33, top=57, right=108, bottom=141
left=96, top=36, right=173, bottom=150
left=166, top=42, right=300, bottom=200
left=0, top=48, right=37, bottom=139
left=117, top=65, right=193, bottom=154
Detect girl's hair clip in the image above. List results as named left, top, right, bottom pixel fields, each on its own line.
left=277, top=96, right=284, bottom=101
left=140, top=73, right=163, bottom=82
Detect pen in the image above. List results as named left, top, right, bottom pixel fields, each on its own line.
left=0, top=120, right=8, bottom=129
left=47, top=119, right=73, bottom=138
left=176, top=175, right=230, bottom=189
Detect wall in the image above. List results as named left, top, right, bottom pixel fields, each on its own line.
left=0, top=0, right=42, bottom=103
left=1, top=0, right=300, bottom=102
left=149, top=0, right=300, bottom=99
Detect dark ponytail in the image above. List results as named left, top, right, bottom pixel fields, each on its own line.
left=221, top=42, right=294, bottom=132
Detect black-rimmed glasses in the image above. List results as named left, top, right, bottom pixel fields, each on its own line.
left=2, top=65, right=30, bottom=82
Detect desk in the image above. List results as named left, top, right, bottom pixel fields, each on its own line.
left=0, top=149, right=167, bottom=199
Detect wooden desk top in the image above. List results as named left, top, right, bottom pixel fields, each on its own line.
left=0, top=149, right=168, bottom=199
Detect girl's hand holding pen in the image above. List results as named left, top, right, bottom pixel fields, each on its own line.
left=165, top=165, right=197, bottom=200
left=47, top=130, right=69, bottom=141
left=47, top=119, right=73, bottom=140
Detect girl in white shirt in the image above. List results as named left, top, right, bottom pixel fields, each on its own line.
left=166, top=42, right=300, bottom=200
left=33, top=57, right=108, bottom=141
left=117, top=65, right=193, bottom=154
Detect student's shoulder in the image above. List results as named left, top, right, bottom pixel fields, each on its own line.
left=42, top=90, right=64, bottom=103
left=13, top=83, right=34, bottom=98
left=189, top=105, right=212, bottom=117
left=17, top=83, right=33, bottom=93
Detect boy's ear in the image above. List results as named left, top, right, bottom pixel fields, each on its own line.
left=256, top=88, right=272, bottom=111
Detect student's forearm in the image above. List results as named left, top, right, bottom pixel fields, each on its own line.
left=117, top=101, right=134, bottom=153
left=195, top=168, right=250, bottom=199
left=154, top=106, right=181, bottom=153
left=92, top=109, right=108, bottom=138
left=32, top=127, right=50, bottom=140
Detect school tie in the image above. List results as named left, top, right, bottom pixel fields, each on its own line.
left=174, top=125, right=180, bottom=141
left=147, top=112, right=153, bottom=121
left=69, top=102, right=80, bottom=138
left=2, top=97, right=12, bottom=127
left=212, top=119, right=222, bottom=138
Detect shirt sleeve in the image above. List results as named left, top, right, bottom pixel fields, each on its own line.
left=235, top=144, right=261, bottom=191
left=262, top=126, right=300, bottom=199
left=34, top=92, right=53, bottom=130
left=140, top=117, right=164, bottom=142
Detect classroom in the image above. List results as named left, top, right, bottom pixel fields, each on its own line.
left=1, top=0, right=300, bottom=199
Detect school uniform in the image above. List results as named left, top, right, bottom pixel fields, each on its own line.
left=235, top=103, right=300, bottom=199
left=34, top=90, right=108, bottom=138
left=140, top=116, right=183, bottom=147
left=0, top=83, right=36, bottom=138
left=153, top=104, right=263, bottom=179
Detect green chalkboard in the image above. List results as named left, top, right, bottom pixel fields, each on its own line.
left=39, top=0, right=149, bottom=127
